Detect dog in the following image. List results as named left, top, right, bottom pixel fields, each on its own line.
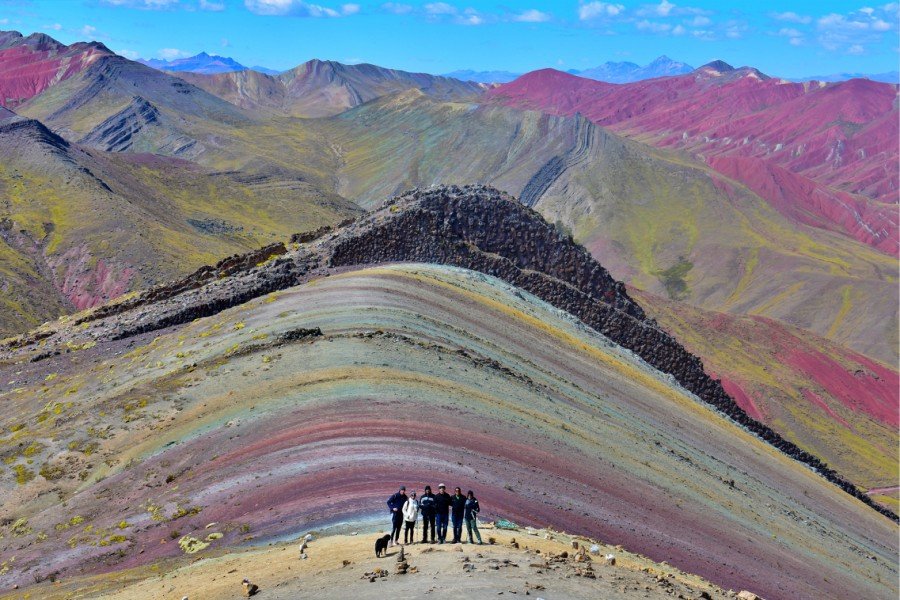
left=241, top=578, right=259, bottom=597
left=374, top=534, right=392, bottom=557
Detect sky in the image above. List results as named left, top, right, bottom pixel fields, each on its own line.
left=0, top=0, right=897, bottom=77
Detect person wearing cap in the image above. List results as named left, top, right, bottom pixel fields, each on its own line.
left=402, top=490, right=419, bottom=544
left=386, top=486, right=408, bottom=545
left=449, top=486, right=467, bottom=543
left=433, top=484, right=452, bottom=543
left=464, top=490, right=483, bottom=544
left=419, top=485, right=437, bottom=543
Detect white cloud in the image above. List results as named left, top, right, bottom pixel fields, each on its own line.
left=424, top=2, right=457, bottom=15
left=244, top=0, right=351, bottom=16
left=672, top=24, right=685, bottom=35
left=816, top=6, right=895, bottom=50
left=117, top=48, right=140, bottom=59
left=578, top=2, right=624, bottom=20
left=725, top=25, right=742, bottom=38
left=654, top=0, right=674, bottom=16
left=514, top=9, right=550, bottom=23
left=47, top=23, right=63, bottom=31
left=200, top=0, right=225, bottom=10
left=462, top=13, right=483, bottom=25
left=818, top=13, right=868, bottom=29
left=636, top=19, right=670, bottom=32
left=772, top=11, right=811, bottom=24
left=688, top=15, right=710, bottom=27
left=101, top=0, right=180, bottom=7
left=637, top=0, right=709, bottom=18
left=221, top=37, right=231, bottom=47
left=342, top=3, right=359, bottom=15
left=778, top=27, right=802, bottom=37
left=80, top=25, right=97, bottom=37
left=158, top=47, right=190, bottom=59
left=381, top=2, right=412, bottom=14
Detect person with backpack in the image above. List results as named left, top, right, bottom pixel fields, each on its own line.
left=434, top=484, right=452, bottom=543
left=419, top=485, right=437, bottom=543
left=464, top=490, right=483, bottom=544
left=402, top=490, right=419, bottom=544
left=450, top=486, right=467, bottom=543
left=386, top=486, right=408, bottom=545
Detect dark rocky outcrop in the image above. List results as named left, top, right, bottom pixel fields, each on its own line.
left=79, top=96, right=160, bottom=152
left=1, top=184, right=893, bottom=521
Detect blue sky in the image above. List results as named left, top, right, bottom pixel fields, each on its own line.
left=1, top=1, right=897, bottom=76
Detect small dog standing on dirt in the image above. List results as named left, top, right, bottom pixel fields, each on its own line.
left=374, top=534, right=392, bottom=557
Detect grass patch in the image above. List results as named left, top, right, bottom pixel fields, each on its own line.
left=656, top=256, right=693, bottom=301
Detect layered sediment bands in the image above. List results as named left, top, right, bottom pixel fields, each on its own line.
left=327, top=186, right=896, bottom=519
left=1, top=185, right=893, bottom=521
left=0, top=265, right=896, bottom=599
left=79, top=96, right=161, bottom=152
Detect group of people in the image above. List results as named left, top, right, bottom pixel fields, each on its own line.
left=387, top=484, right=483, bottom=545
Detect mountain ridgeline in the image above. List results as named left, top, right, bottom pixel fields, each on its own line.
left=5, top=185, right=895, bottom=522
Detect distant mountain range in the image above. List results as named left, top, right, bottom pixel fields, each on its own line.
left=445, top=56, right=694, bottom=84
left=443, top=69, right=520, bottom=83
left=571, top=55, right=694, bottom=82
left=176, top=59, right=486, bottom=118
left=139, top=51, right=280, bottom=75
left=141, top=51, right=899, bottom=86
left=792, top=71, right=899, bottom=84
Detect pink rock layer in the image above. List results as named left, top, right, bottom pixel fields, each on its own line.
left=487, top=69, right=899, bottom=254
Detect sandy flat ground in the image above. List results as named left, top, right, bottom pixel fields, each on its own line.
left=3, top=525, right=740, bottom=600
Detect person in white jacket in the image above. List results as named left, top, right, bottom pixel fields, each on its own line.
left=402, top=491, right=420, bottom=544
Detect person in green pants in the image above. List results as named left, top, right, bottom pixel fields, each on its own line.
left=464, top=490, right=483, bottom=544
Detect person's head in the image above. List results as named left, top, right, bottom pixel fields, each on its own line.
left=455, top=487, right=462, bottom=495
left=438, top=484, right=446, bottom=493
left=410, top=491, right=417, bottom=498
left=424, top=485, right=432, bottom=493
left=467, top=490, right=474, bottom=498
left=399, top=485, right=406, bottom=494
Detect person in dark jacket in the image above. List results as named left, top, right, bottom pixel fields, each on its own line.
left=434, top=484, right=452, bottom=543
left=464, top=490, right=483, bottom=544
left=449, top=486, right=467, bottom=543
left=386, top=486, right=407, bottom=544
left=418, top=485, right=437, bottom=543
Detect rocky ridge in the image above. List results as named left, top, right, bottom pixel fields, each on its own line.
left=1, top=184, right=894, bottom=521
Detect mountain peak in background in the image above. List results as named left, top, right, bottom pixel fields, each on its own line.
left=698, top=59, right=735, bottom=74
left=0, top=29, right=111, bottom=108
left=139, top=51, right=274, bottom=75
left=574, top=55, right=694, bottom=83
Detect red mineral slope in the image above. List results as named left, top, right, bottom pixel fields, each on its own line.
left=708, top=156, right=898, bottom=254
left=635, top=288, right=898, bottom=492
left=0, top=30, right=110, bottom=108
left=487, top=64, right=899, bottom=254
